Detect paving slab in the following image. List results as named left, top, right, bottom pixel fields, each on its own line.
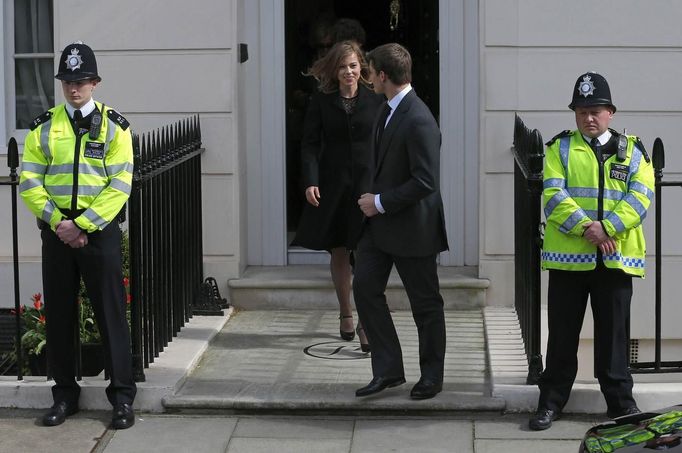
left=232, top=417, right=354, bottom=439
left=475, top=439, right=581, bottom=453
left=226, top=437, right=351, bottom=453
left=351, top=419, right=473, bottom=453
left=0, top=410, right=108, bottom=453
left=103, top=416, right=236, bottom=453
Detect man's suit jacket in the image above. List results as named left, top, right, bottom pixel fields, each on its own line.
left=368, top=89, right=448, bottom=257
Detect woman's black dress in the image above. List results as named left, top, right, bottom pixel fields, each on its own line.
left=292, top=84, right=384, bottom=251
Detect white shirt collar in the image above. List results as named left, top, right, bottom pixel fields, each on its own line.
left=387, top=84, right=412, bottom=111
left=65, top=98, right=96, bottom=119
left=583, top=130, right=612, bottom=146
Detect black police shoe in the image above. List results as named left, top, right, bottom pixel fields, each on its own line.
left=111, top=403, right=135, bottom=429
left=42, top=401, right=79, bottom=426
left=529, top=408, right=560, bottom=431
left=607, top=406, right=641, bottom=419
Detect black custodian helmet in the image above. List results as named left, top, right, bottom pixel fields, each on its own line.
left=55, top=42, right=101, bottom=82
left=569, top=71, right=615, bottom=112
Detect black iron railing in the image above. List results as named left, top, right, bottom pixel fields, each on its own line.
left=0, top=138, right=22, bottom=378
left=512, top=114, right=545, bottom=384
left=129, top=116, right=205, bottom=381
left=629, top=138, right=682, bottom=374
left=1, top=116, right=211, bottom=381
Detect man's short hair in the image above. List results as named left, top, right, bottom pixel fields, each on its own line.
left=367, top=43, right=412, bottom=85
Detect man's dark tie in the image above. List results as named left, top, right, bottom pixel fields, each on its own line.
left=591, top=137, right=604, bottom=161
left=73, top=109, right=83, bottom=122
left=375, top=103, right=392, bottom=148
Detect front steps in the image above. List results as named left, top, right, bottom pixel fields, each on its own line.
left=228, top=265, right=489, bottom=310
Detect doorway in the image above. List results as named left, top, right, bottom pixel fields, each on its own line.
left=284, top=0, right=440, bottom=263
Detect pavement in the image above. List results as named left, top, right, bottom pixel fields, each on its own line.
left=0, top=408, right=601, bottom=453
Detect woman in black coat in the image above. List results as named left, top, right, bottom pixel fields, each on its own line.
left=292, top=41, right=383, bottom=350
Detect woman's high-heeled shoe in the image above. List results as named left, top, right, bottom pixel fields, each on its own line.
left=356, top=325, right=370, bottom=353
left=339, top=315, right=355, bottom=341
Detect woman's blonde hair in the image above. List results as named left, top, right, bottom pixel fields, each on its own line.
left=306, top=40, right=369, bottom=94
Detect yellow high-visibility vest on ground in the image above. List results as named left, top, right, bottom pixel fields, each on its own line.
left=19, top=102, right=133, bottom=233
left=541, top=130, right=654, bottom=277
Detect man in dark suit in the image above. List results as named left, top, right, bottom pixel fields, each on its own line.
left=354, top=43, right=448, bottom=400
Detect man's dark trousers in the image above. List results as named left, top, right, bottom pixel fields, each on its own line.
left=538, top=266, right=636, bottom=414
left=353, top=225, right=446, bottom=382
left=42, top=222, right=136, bottom=407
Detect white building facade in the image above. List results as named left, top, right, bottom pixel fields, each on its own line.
left=2, top=0, right=681, bottom=371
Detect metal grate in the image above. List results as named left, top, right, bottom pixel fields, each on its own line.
left=629, top=339, right=639, bottom=364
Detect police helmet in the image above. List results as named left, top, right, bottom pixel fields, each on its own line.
left=568, top=71, right=615, bottom=112
left=55, top=42, right=101, bottom=82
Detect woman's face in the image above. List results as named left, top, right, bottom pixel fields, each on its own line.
left=337, top=52, right=361, bottom=90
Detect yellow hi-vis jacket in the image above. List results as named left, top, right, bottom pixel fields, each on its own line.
left=19, top=102, right=134, bottom=233
left=541, top=130, right=654, bottom=277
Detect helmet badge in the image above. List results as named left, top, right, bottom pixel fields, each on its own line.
left=578, top=74, right=595, bottom=98
left=65, top=48, right=83, bottom=72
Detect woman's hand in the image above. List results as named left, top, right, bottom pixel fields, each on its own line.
left=305, top=186, right=321, bottom=207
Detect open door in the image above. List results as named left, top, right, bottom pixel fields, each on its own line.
left=284, top=0, right=440, bottom=264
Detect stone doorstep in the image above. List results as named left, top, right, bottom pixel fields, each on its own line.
left=0, top=310, right=231, bottom=412
left=228, top=265, right=489, bottom=310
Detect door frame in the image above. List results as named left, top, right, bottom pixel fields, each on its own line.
left=243, top=0, right=479, bottom=266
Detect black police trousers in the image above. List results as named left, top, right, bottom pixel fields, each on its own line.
left=41, top=222, right=136, bottom=407
left=537, top=266, right=636, bottom=414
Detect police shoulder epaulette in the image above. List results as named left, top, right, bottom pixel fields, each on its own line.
left=634, top=137, right=651, bottom=163
left=29, top=111, right=52, bottom=131
left=545, top=130, right=571, bottom=147
left=107, top=109, right=130, bottom=131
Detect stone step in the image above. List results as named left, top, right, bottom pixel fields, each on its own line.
left=228, top=265, right=489, bottom=310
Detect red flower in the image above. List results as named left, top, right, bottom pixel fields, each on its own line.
left=123, top=277, right=129, bottom=287
left=33, top=299, right=42, bottom=310
left=33, top=293, right=41, bottom=302
left=126, top=294, right=132, bottom=304
left=10, top=306, right=25, bottom=315
left=38, top=315, right=46, bottom=324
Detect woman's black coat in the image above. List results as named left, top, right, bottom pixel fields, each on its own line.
left=292, top=84, right=384, bottom=250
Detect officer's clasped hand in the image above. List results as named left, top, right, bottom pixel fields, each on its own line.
left=583, top=221, right=616, bottom=254
left=56, top=220, right=83, bottom=246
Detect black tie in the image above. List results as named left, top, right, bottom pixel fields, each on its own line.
left=591, top=137, right=604, bottom=161
left=375, top=103, right=392, bottom=148
left=73, top=109, right=82, bottom=122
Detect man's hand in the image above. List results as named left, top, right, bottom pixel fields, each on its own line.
left=305, top=186, right=320, bottom=207
left=358, top=193, right=379, bottom=217
left=56, top=220, right=82, bottom=244
left=582, top=221, right=609, bottom=246
left=67, top=231, right=88, bottom=249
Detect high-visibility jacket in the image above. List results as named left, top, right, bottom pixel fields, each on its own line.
left=541, top=130, right=654, bottom=277
left=19, top=102, right=134, bottom=233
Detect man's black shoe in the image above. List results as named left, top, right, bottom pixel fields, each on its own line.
left=529, top=408, right=560, bottom=431
left=410, top=378, right=443, bottom=400
left=42, top=401, right=78, bottom=426
left=607, top=406, right=641, bottom=419
left=355, top=376, right=406, bottom=397
left=111, top=403, right=135, bottom=430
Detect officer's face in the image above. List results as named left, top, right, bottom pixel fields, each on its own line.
left=61, top=79, right=98, bottom=109
left=368, top=62, right=385, bottom=95
left=574, top=105, right=614, bottom=138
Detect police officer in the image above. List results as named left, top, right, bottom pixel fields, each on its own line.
left=529, top=72, right=654, bottom=430
left=19, top=42, right=136, bottom=429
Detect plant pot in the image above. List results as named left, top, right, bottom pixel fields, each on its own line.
left=79, top=343, right=105, bottom=377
